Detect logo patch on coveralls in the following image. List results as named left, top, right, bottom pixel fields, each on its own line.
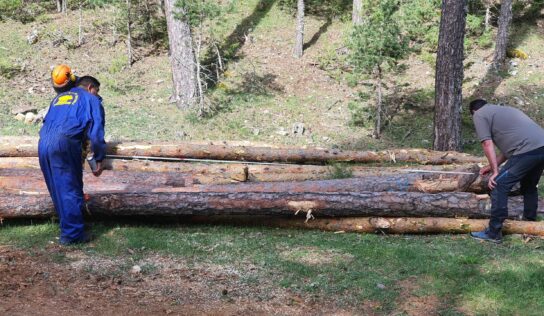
left=53, top=92, right=79, bottom=106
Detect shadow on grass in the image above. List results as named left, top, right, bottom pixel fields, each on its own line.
left=304, top=18, right=333, bottom=50
left=202, top=0, right=277, bottom=87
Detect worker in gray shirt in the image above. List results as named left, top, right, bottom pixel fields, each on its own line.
left=470, top=99, right=544, bottom=243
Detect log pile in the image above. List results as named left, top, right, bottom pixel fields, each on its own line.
left=1, top=136, right=543, bottom=236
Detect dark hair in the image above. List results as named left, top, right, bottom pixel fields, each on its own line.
left=469, top=99, right=487, bottom=114
left=77, top=76, right=100, bottom=89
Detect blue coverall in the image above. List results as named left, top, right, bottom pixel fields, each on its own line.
left=38, top=87, right=106, bottom=243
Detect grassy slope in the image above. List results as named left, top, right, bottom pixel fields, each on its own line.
left=1, top=3, right=543, bottom=151
left=2, top=3, right=544, bottom=315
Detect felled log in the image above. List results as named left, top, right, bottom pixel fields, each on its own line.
left=187, top=216, right=544, bottom=236
left=0, top=157, right=248, bottom=182
left=0, top=191, right=533, bottom=219
left=247, top=164, right=487, bottom=192
left=247, top=163, right=481, bottom=181
left=1, top=157, right=485, bottom=190
left=0, top=157, right=41, bottom=169
left=0, top=167, right=251, bottom=193
left=0, top=165, right=486, bottom=194
left=0, top=136, right=485, bottom=164
left=0, top=169, right=183, bottom=193
left=155, top=171, right=483, bottom=194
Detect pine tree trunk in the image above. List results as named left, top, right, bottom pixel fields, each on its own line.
left=142, top=0, right=154, bottom=43
left=373, top=66, right=383, bottom=139
left=78, top=3, right=83, bottom=46
left=164, top=0, right=198, bottom=109
left=56, top=0, right=62, bottom=13
left=126, top=0, right=134, bottom=66
left=433, top=0, right=467, bottom=151
left=485, top=5, right=491, bottom=31
left=293, top=0, right=304, bottom=58
left=493, top=0, right=513, bottom=69
left=352, top=0, right=363, bottom=25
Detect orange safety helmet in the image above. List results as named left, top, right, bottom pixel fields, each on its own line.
left=51, top=64, right=76, bottom=88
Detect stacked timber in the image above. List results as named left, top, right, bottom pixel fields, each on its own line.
left=1, top=136, right=543, bottom=235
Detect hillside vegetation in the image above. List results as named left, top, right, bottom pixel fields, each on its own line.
left=0, top=1, right=542, bottom=154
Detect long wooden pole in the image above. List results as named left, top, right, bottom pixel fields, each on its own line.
left=0, top=191, right=534, bottom=219
left=0, top=165, right=486, bottom=194
left=0, top=137, right=485, bottom=165
left=187, top=216, right=544, bottom=236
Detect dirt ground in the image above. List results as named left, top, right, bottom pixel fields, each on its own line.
left=0, top=245, right=364, bottom=316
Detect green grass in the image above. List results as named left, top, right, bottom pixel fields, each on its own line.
left=1, top=220, right=544, bottom=314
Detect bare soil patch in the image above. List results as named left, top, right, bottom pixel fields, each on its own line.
left=0, top=245, right=358, bottom=315
left=391, top=277, right=441, bottom=316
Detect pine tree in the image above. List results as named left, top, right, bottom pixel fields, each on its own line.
left=433, top=0, right=467, bottom=151
left=349, top=0, right=408, bottom=138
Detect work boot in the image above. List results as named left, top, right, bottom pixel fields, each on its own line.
left=59, top=232, right=93, bottom=246
left=470, top=228, right=502, bottom=244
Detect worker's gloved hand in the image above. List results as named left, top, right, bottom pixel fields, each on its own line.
left=93, top=162, right=103, bottom=177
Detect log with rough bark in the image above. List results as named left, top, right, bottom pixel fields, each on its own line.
left=244, top=160, right=479, bottom=182
left=187, top=216, right=544, bottom=236
left=0, top=164, right=487, bottom=194
left=0, top=167, right=249, bottom=193
left=0, top=158, right=489, bottom=192
left=0, top=191, right=535, bottom=219
left=433, top=0, right=467, bottom=151
left=155, top=170, right=485, bottom=194
left=0, top=136, right=485, bottom=165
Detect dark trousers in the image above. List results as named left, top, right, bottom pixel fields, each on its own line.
left=38, top=134, right=86, bottom=243
left=488, top=146, right=544, bottom=237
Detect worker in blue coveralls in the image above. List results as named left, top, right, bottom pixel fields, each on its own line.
left=39, top=74, right=106, bottom=245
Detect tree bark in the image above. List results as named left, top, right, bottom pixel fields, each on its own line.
left=247, top=163, right=482, bottom=182
left=126, top=0, right=134, bottom=66
left=155, top=171, right=485, bottom=194
left=485, top=5, right=491, bottom=31
left=433, top=0, right=467, bottom=151
left=0, top=157, right=248, bottom=181
left=0, top=162, right=484, bottom=194
left=189, top=216, right=544, bottom=236
left=293, top=0, right=305, bottom=58
left=164, top=0, right=198, bottom=108
left=0, top=165, right=250, bottom=193
left=0, top=137, right=486, bottom=165
left=373, top=66, right=383, bottom=139
left=492, top=0, right=513, bottom=68
left=0, top=191, right=534, bottom=219
left=1, top=157, right=488, bottom=188
left=57, top=0, right=62, bottom=12
left=352, top=0, right=363, bottom=25
left=78, top=2, right=83, bottom=46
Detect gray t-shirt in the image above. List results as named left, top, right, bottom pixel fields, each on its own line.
left=473, top=104, right=544, bottom=157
